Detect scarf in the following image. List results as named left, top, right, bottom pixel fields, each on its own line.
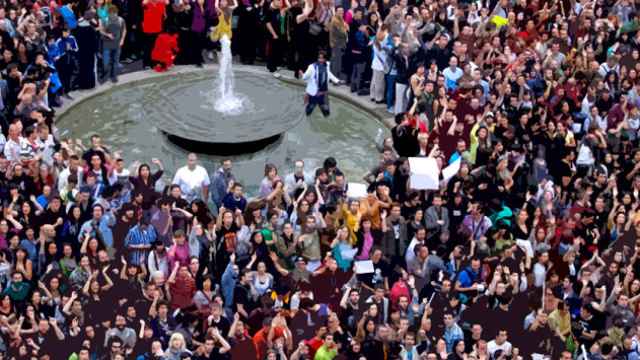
left=316, top=62, right=328, bottom=92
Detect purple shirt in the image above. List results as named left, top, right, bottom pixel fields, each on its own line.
left=169, top=243, right=190, bottom=268
left=191, top=0, right=216, bottom=33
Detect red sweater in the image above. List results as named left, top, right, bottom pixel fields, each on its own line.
left=142, top=1, right=166, bottom=34
left=169, top=274, right=195, bottom=309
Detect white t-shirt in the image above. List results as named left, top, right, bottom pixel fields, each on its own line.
left=58, top=166, right=84, bottom=195
left=443, top=67, right=463, bottom=90
left=0, top=133, right=5, bottom=154
left=36, top=134, right=56, bottom=165
left=487, top=340, right=512, bottom=357
left=533, top=262, right=546, bottom=287
left=172, top=165, right=210, bottom=202
left=3, top=137, right=22, bottom=163
left=113, top=168, right=131, bottom=188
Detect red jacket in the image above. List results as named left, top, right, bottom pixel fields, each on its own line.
left=152, top=33, right=179, bottom=69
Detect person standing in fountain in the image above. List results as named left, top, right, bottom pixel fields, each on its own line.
left=301, top=50, right=339, bottom=117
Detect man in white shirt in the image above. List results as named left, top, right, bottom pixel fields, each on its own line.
left=35, top=123, right=56, bottom=166
left=283, top=159, right=313, bottom=198
left=404, top=227, right=427, bottom=266
left=57, top=154, right=84, bottom=196
left=442, top=56, right=463, bottom=91
left=533, top=251, right=550, bottom=288
left=3, top=122, right=23, bottom=163
left=487, top=329, right=512, bottom=358
left=172, top=153, right=210, bottom=202
left=0, top=126, right=5, bottom=154
left=301, top=51, right=339, bottom=117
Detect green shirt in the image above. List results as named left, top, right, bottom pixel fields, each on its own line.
left=4, top=281, right=30, bottom=302
left=314, top=345, right=337, bottom=360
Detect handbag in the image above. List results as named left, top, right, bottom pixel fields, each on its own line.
left=308, top=22, right=322, bottom=36
left=375, top=50, right=390, bottom=74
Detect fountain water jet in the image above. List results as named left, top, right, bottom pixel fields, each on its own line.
left=214, top=35, right=244, bottom=114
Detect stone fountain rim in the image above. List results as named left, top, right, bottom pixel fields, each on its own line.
left=55, top=64, right=394, bottom=136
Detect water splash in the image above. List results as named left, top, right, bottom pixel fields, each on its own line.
left=214, top=35, right=244, bottom=115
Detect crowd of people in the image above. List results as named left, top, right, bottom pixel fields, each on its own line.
left=1, top=0, right=640, bottom=359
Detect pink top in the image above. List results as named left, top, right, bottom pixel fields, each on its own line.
left=356, top=232, right=373, bottom=260
left=168, top=243, right=190, bottom=269
left=345, top=10, right=354, bottom=24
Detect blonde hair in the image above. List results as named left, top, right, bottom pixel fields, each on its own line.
left=169, top=332, right=186, bottom=351
left=331, top=13, right=348, bottom=33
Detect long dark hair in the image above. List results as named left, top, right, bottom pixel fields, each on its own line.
left=190, top=199, right=213, bottom=226
left=67, top=205, right=82, bottom=224
left=137, top=163, right=151, bottom=180
left=87, top=154, right=111, bottom=189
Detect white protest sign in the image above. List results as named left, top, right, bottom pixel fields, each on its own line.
left=409, top=157, right=440, bottom=190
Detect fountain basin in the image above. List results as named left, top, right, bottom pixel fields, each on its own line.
left=152, top=70, right=302, bottom=153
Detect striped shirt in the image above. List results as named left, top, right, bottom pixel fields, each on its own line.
left=124, top=225, right=157, bottom=266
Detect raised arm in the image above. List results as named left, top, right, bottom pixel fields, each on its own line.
left=212, top=327, right=232, bottom=353
left=62, top=291, right=78, bottom=315
left=80, top=233, right=90, bottom=254
left=269, top=252, right=290, bottom=276
left=120, top=256, right=128, bottom=281
left=49, top=318, right=65, bottom=340
left=138, top=319, right=146, bottom=339
left=228, top=312, right=240, bottom=338
left=82, top=270, right=97, bottom=295
left=339, top=285, right=351, bottom=309
left=447, top=115, right=458, bottom=136
left=296, top=0, right=314, bottom=24
left=148, top=293, right=160, bottom=318
left=167, top=262, right=179, bottom=284
left=101, top=265, right=114, bottom=291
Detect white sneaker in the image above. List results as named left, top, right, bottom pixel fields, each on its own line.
left=273, top=72, right=281, bottom=79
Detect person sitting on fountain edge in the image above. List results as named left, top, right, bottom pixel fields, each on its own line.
left=300, top=50, right=339, bottom=117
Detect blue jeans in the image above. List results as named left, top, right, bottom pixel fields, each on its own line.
left=305, top=93, right=330, bottom=117
left=385, top=74, right=396, bottom=110
left=102, top=47, right=121, bottom=80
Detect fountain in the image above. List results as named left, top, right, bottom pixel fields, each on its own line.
left=150, top=35, right=304, bottom=155
left=214, top=36, right=244, bottom=115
